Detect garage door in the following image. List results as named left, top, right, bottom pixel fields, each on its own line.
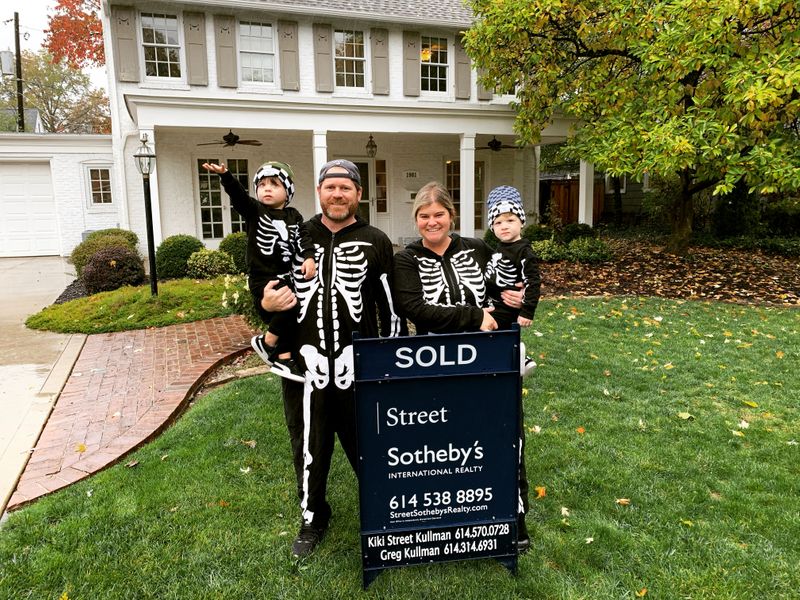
left=0, top=162, right=59, bottom=257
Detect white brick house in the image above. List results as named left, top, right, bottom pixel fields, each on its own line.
left=100, top=0, right=593, bottom=257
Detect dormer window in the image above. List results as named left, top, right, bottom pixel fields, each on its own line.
left=334, top=30, right=365, bottom=88
left=239, top=21, right=275, bottom=83
left=421, top=36, right=448, bottom=92
left=141, top=13, right=181, bottom=78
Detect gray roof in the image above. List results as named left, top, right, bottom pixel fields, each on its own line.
left=242, top=0, right=474, bottom=27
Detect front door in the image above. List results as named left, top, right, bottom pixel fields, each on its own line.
left=353, top=161, right=372, bottom=224
left=196, top=157, right=248, bottom=248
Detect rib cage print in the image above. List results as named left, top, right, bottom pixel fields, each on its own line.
left=255, top=214, right=297, bottom=266
left=416, top=249, right=487, bottom=306
left=486, top=252, right=520, bottom=288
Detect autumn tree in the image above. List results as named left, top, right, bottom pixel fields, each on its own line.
left=0, top=50, right=110, bottom=133
left=465, top=0, right=800, bottom=253
left=45, top=0, right=104, bottom=68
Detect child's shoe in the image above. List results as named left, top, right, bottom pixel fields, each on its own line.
left=523, top=358, right=537, bottom=377
left=270, top=356, right=305, bottom=383
left=251, top=334, right=276, bottom=367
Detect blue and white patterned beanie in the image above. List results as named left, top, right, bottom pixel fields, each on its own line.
left=253, top=161, right=295, bottom=205
left=487, top=185, right=525, bottom=229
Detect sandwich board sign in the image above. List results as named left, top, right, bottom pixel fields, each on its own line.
left=354, top=328, right=522, bottom=588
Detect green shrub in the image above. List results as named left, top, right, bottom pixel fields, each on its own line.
left=155, top=235, right=204, bottom=279
left=85, top=228, right=139, bottom=248
left=567, top=237, right=613, bottom=263
left=559, top=222, right=596, bottom=244
left=531, top=239, right=568, bottom=262
left=522, top=223, right=554, bottom=242
left=187, top=249, right=236, bottom=279
left=483, top=228, right=499, bottom=249
left=219, top=231, right=248, bottom=273
left=757, top=237, right=800, bottom=258
left=763, top=197, right=800, bottom=237
left=222, top=274, right=263, bottom=330
left=70, top=234, right=138, bottom=278
left=81, top=246, right=145, bottom=294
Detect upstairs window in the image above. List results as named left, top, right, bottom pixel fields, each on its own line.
left=141, top=13, right=181, bottom=78
left=334, top=30, right=365, bottom=88
left=239, top=21, right=275, bottom=83
left=421, top=36, right=448, bottom=92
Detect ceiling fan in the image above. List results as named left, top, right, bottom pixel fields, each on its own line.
left=476, top=136, right=520, bottom=152
left=197, top=129, right=262, bottom=147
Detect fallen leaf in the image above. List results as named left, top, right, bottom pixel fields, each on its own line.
left=677, top=412, right=694, bottom=420
left=680, top=519, right=694, bottom=527
left=59, top=593, right=69, bottom=600
left=742, top=400, right=759, bottom=408
left=218, top=499, right=230, bottom=507
left=576, top=426, right=586, bottom=434
left=170, top=506, right=179, bottom=513
left=775, top=350, right=784, bottom=359
left=615, top=498, right=631, bottom=506
left=636, top=588, right=648, bottom=598
left=731, top=430, right=745, bottom=437
left=529, top=425, right=542, bottom=434
left=522, top=388, right=529, bottom=396
left=241, top=439, right=257, bottom=448
left=126, top=460, right=139, bottom=468
left=240, top=467, right=251, bottom=474
left=561, top=506, right=570, bottom=517
left=86, top=489, right=93, bottom=497
left=738, top=420, right=749, bottom=429
left=535, top=486, right=547, bottom=499
left=75, top=443, right=87, bottom=453
left=788, top=440, right=798, bottom=446
left=585, top=537, right=594, bottom=544
left=160, top=454, right=169, bottom=461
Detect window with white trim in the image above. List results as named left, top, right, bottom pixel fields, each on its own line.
left=239, top=21, right=275, bottom=83
left=445, top=160, right=485, bottom=229
left=334, top=29, right=365, bottom=88
left=88, top=168, right=113, bottom=205
left=604, top=173, right=627, bottom=194
left=421, top=36, right=448, bottom=92
left=141, top=13, right=181, bottom=78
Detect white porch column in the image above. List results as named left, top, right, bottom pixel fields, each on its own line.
left=532, top=146, right=541, bottom=222
left=138, top=128, right=163, bottom=244
left=312, top=130, right=328, bottom=214
left=459, top=133, right=476, bottom=237
left=578, top=159, right=595, bottom=226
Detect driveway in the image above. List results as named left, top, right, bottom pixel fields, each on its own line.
left=0, top=257, right=84, bottom=514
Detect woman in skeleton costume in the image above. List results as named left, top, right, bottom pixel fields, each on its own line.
left=263, top=160, right=404, bottom=558
left=392, top=181, right=532, bottom=553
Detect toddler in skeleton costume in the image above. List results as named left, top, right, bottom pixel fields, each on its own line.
left=201, top=160, right=315, bottom=382
left=485, top=185, right=541, bottom=375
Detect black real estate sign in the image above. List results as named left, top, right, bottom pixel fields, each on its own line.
left=354, top=329, right=521, bottom=588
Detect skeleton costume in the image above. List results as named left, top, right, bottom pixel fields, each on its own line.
left=393, top=231, right=530, bottom=546
left=218, top=168, right=314, bottom=343
left=282, top=214, right=403, bottom=530
left=485, top=240, right=541, bottom=329
left=485, top=184, right=541, bottom=328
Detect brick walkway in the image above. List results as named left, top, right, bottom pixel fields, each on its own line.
left=7, top=316, right=254, bottom=511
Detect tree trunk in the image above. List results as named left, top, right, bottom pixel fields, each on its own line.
left=666, top=170, right=694, bottom=255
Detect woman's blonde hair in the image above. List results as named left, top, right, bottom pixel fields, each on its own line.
left=412, top=181, right=457, bottom=228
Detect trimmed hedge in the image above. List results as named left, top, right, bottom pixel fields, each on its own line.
left=82, top=246, right=145, bottom=294
left=85, top=228, right=139, bottom=248
left=155, top=235, right=204, bottom=279
left=70, top=234, right=138, bottom=278
left=187, top=249, right=237, bottom=279
left=219, top=231, right=247, bottom=274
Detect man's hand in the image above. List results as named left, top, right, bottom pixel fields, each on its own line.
left=261, top=279, right=297, bottom=312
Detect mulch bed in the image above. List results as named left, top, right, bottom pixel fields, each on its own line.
left=50, top=240, right=800, bottom=308
left=540, top=239, right=800, bottom=306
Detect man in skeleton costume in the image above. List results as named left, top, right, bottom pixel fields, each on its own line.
left=262, top=159, right=403, bottom=558
left=393, top=181, right=532, bottom=553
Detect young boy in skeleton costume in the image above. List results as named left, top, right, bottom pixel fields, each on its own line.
left=201, top=160, right=315, bottom=382
left=484, top=185, right=541, bottom=376
left=261, top=159, right=404, bottom=558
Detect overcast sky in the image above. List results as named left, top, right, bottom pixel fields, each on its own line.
left=1, top=3, right=106, bottom=89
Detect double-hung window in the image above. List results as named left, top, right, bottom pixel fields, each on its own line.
left=141, top=13, right=181, bottom=78
left=239, top=21, right=275, bottom=83
left=334, top=30, right=365, bottom=88
left=421, top=36, right=448, bottom=92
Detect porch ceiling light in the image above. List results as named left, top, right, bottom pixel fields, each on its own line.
left=134, top=133, right=156, bottom=176
left=366, top=134, right=377, bottom=158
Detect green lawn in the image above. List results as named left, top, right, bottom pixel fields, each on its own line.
left=2, top=297, right=798, bottom=599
